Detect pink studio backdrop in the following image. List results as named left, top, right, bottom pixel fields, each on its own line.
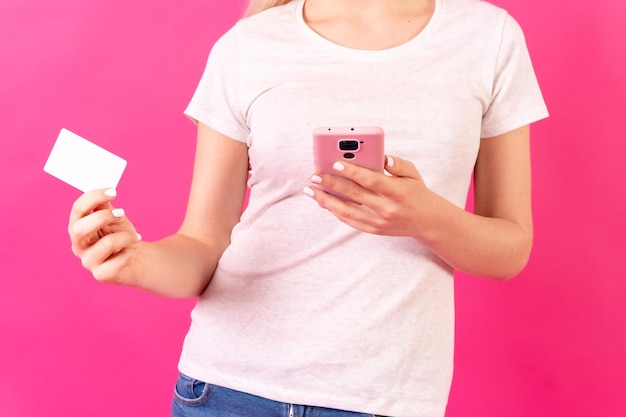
left=1, top=0, right=624, bottom=416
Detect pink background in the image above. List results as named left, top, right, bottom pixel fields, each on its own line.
left=1, top=0, right=624, bottom=416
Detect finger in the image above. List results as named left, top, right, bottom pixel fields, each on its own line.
left=68, top=188, right=118, bottom=230
left=70, top=206, right=127, bottom=255
left=304, top=184, right=388, bottom=234
left=326, top=161, right=392, bottom=203
left=304, top=183, right=360, bottom=211
left=383, top=155, right=421, bottom=179
left=309, top=172, right=383, bottom=210
left=336, top=156, right=424, bottom=199
left=80, top=230, right=140, bottom=276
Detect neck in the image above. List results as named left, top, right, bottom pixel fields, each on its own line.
left=304, top=0, right=433, bottom=18
left=303, top=0, right=436, bottom=50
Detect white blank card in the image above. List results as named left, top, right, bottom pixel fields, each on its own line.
left=44, top=128, right=127, bottom=192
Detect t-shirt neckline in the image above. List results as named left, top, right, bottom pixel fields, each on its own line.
left=295, top=0, right=441, bottom=56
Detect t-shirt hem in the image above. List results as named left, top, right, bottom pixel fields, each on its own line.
left=177, top=359, right=447, bottom=417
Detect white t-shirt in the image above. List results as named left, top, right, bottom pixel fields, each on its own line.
left=180, top=0, right=548, bottom=416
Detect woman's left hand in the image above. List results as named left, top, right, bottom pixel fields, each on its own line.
left=304, top=155, right=435, bottom=238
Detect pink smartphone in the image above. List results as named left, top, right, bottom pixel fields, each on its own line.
left=313, top=126, right=385, bottom=201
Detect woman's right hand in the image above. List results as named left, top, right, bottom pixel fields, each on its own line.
left=68, top=188, right=142, bottom=285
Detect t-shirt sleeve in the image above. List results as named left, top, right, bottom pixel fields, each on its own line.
left=184, top=26, right=249, bottom=143
left=481, top=14, right=549, bottom=138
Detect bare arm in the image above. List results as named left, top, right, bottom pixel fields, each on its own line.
left=414, top=126, right=533, bottom=279
left=305, top=125, right=533, bottom=280
left=68, top=123, right=249, bottom=297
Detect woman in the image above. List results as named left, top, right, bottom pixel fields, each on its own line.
left=68, top=0, right=548, bottom=416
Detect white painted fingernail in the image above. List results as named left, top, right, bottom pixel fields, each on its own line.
left=112, top=208, right=125, bottom=218
left=136, top=233, right=142, bottom=241
left=303, top=187, right=315, bottom=197
left=105, top=189, right=117, bottom=198
left=333, top=162, right=345, bottom=171
left=386, top=156, right=395, bottom=167
left=310, top=175, right=323, bottom=184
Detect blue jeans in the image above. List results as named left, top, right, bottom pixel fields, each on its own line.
left=171, top=373, right=385, bottom=417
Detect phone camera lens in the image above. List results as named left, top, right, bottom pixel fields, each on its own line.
left=339, top=140, right=359, bottom=151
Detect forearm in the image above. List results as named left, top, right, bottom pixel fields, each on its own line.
left=125, top=128, right=248, bottom=298
left=124, top=233, right=222, bottom=298
left=417, top=191, right=533, bottom=280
